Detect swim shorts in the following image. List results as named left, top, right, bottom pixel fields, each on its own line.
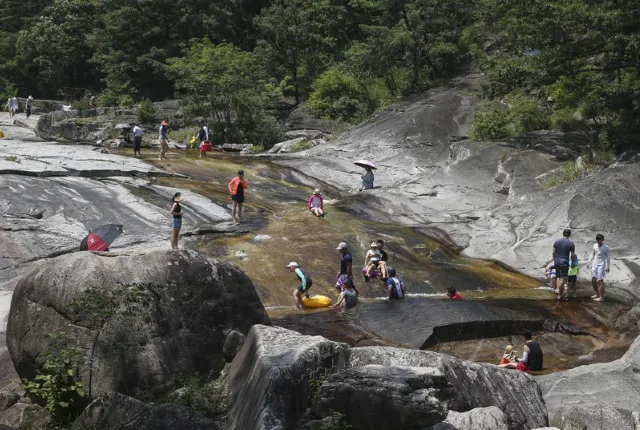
left=555, top=263, right=569, bottom=278
left=592, top=264, right=606, bottom=281
left=172, top=218, right=182, bottom=229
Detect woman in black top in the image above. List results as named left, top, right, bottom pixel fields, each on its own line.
left=170, top=192, right=184, bottom=249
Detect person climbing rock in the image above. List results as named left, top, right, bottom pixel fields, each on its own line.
left=446, top=287, right=462, bottom=299
left=197, top=119, right=210, bottom=158
left=335, top=242, right=354, bottom=293
left=332, top=278, right=358, bottom=308
left=308, top=189, right=324, bottom=217
left=588, top=233, right=611, bottom=302
left=287, top=262, right=313, bottom=309
left=158, top=120, right=169, bottom=160
left=552, top=229, right=575, bottom=301
left=228, top=169, right=248, bottom=223
left=500, top=330, right=543, bottom=372
left=387, top=268, right=405, bottom=299
left=170, top=192, right=184, bottom=250
left=133, top=123, right=144, bottom=158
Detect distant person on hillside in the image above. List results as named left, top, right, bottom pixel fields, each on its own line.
left=387, top=268, right=405, bottom=299
left=287, top=262, right=312, bottom=309
left=500, top=330, right=543, bottom=372
left=133, top=123, right=144, bottom=158
left=360, top=166, right=374, bottom=191
left=25, top=96, right=33, bottom=119
left=332, top=278, right=358, bottom=308
left=552, top=229, right=575, bottom=301
left=308, top=189, right=324, bottom=217
left=228, top=169, right=248, bottom=223
left=158, top=120, right=170, bottom=160
left=446, top=287, right=462, bottom=299
left=197, top=119, right=209, bottom=158
left=335, top=242, right=355, bottom=293
left=89, top=95, right=96, bottom=108
left=567, top=254, right=579, bottom=299
left=170, top=192, right=184, bottom=250
left=588, top=233, right=611, bottom=302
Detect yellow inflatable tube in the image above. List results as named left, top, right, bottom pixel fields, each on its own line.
left=303, top=295, right=332, bottom=308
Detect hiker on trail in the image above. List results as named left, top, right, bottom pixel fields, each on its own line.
left=228, top=169, right=248, bottom=223
left=287, top=262, right=312, bottom=309
left=25, top=96, right=33, bottom=119
left=552, top=229, right=575, bottom=301
left=588, top=233, right=611, bottom=302
left=197, top=119, right=209, bottom=158
left=158, top=120, right=169, bottom=160
left=335, top=242, right=355, bottom=293
left=360, top=166, right=374, bottom=191
left=133, top=123, right=144, bottom=158
left=387, top=268, right=405, bottom=299
left=170, top=192, right=184, bottom=250
left=567, top=254, right=579, bottom=299
left=308, top=188, right=325, bottom=217
left=332, top=278, right=358, bottom=308
left=499, top=330, right=543, bottom=372
left=446, top=287, right=462, bottom=299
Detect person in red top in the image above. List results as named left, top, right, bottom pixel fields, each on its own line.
left=228, top=169, right=248, bottom=223
left=446, top=287, right=462, bottom=299
left=308, top=188, right=324, bottom=217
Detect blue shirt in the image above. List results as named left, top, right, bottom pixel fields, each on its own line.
left=159, top=125, right=168, bottom=139
left=553, top=238, right=575, bottom=265
left=387, top=277, right=404, bottom=298
left=340, top=251, right=352, bottom=275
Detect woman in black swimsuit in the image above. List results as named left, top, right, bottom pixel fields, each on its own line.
left=170, top=192, right=184, bottom=249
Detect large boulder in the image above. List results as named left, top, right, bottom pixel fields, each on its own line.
left=314, top=365, right=453, bottom=430
left=538, top=335, right=640, bottom=430
left=7, top=250, right=270, bottom=398
left=443, top=407, right=509, bottom=430
left=0, top=402, right=51, bottom=429
left=71, top=392, right=218, bottom=430
left=227, top=325, right=350, bottom=430
left=350, top=347, right=548, bottom=430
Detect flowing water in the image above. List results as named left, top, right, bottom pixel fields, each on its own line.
left=124, top=150, right=631, bottom=371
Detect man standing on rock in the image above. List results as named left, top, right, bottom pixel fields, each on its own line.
left=552, top=229, right=575, bottom=301
left=158, top=120, right=169, bottom=160
left=588, top=233, right=611, bottom=302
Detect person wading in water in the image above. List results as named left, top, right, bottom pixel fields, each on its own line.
left=228, top=169, right=248, bottom=223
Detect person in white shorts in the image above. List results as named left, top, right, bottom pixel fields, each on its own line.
left=588, top=233, right=610, bottom=302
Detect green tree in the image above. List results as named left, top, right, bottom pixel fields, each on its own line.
left=167, top=39, right=282, bottom=146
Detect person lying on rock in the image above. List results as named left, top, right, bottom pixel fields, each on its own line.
left=363, top=242, right=382, bottom=281
left=499, top=345, right=516, bottom=365
left=308, top=188, right=325, bottom=217
left=499, top=330, right=543, bottom=372
left=332, top=278, right=358, bottom=308
left=387, top=268, right=405, bottom=299
left=446, top=287, right=462, bottom=299
left=287, top=262, right=312, bottom=309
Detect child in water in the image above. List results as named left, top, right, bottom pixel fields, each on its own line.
left=567, top=254, right=579, bottom=299
left=446, top=287, right=462, bottom=299
left=499, top=345, right=516, bottom=365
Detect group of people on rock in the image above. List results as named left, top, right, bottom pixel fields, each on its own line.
left=169, top=169, right=248, bottom=249
left=5, top=96, right=33, bottom=118
left=547, top=229, right=611, bottom=302
left=498, top=330, right=544, bottom=372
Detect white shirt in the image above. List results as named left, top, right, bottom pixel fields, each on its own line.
left=365, top=249, right=381, bottom=265
left=133, top=126, right=144, bottom=137
left=589, top=243, right=610, bottom=268
left=10, top=97, right=17, bottom=109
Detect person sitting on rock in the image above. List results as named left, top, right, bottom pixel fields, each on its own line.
left=387, top=268, right=405, bottom=299
left=499, top=345, right=516, bottom=365
left=363, top=242, right=382, bottom=281
left=308, top=188, right=325, bottom=217
left=360, top=166, right=374, bottom=191
left=500, top=330, right=543, bottom=372
left=332, top=278, right=358, bottom=308
left=287, top=262, right=312, bottom=309
left=446, top=287, right=462, bottom=299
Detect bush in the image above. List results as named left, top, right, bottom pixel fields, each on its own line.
left=290, top=140, right=314, bottom=152
left=469, top=102, right=513, bottom=140
left=97, top=91, right=119, bottom=107
left=307, top=67, right=369, bottom=122
left=119, top=94, right=135, bottom=108
left=538, top=161, right=582, bottom=190
left=248, top=144, right=264, bottom=153
left=71, top=99, right=90, bottom=111
left=137, top=98, right=157, bottom=123
left=509, top=97, right=550, bottom=134
left=483, top=55, right=547, bottom=99
left=429, top=42, right=461, bottom=78
left=551, top=108, right=583, bottom=132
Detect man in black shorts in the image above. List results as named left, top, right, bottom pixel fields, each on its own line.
left=552, top=228, right=575, bottom=301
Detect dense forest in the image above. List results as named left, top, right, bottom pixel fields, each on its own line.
left=0, top=0, right=638, bottom=150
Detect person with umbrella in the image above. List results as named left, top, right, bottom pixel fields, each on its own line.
left=170, top=192, right=184, bottom=249
left=79, top=224, right=123, bottom=252
left=355, top=160, right=376, bottom=191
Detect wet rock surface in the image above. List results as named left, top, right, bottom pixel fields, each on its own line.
left=7, top=249, right=270, bottom=398
left=442, top=406, right=509, bottom=430
left=538, top=335, right=640, bottom=430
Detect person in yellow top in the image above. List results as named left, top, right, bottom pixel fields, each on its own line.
left=228, top=169, right=248, bottom=223
left=567, top=254, right=579, bottom=299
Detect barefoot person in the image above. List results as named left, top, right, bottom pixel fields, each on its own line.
left=567, top=254, right=579, bottom=299
left=228, top=169, right=248, bottom=223
left=287, top=262, right=312, bottom=309
left=158, top=120, right=169, bottom=160
left=170, top=192, right=184, bottom=249
left=552, top=229, right=575, bottom=301
left=588, top=233, right=611, bottom=302
left=335, top=242, right=355, bottom=293
left=499, top=345, right=516, bottom=365
left=308, top=189, right=324, bottom=217
left=363, top=242, right=382, bottom=281
left=500, top=330, right=543, bottom=372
